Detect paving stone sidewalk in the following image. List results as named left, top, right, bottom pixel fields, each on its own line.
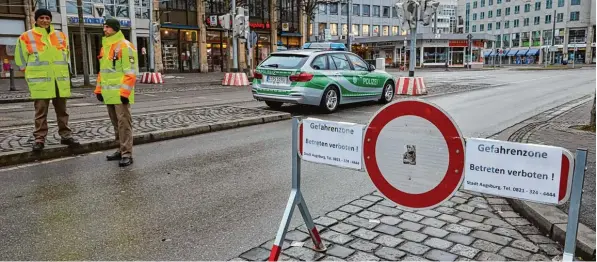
left=512, top=101, right=596, bottom=231
left=234, top=190, right=563, bottom=261
left=0, top=105, right=279, bottom=153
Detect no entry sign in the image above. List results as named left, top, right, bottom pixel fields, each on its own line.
left=363, top=100, right=465, bottom=210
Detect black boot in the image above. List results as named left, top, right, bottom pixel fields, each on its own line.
left=119, top=157, right=133, bottom=167
left=32, top=142, right=44, bottom=152
left=60, top=137, right=80, bottom=146
left=106, top=151, right=122, bottom=161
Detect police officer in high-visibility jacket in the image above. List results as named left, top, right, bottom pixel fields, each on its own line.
left=15, top=8, right=80, bottom=152
left=95, top=18, right=138, bottom=167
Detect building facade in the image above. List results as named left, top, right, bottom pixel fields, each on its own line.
left=458, top=0, right=596, bottom=64
left=0, top=0, right=27, bottom=77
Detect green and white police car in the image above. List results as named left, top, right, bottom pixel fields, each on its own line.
left=251, top=49, right=396, bottom=113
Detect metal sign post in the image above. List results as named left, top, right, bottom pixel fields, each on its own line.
left=268, top=118, right=326, bottom=261
left=562, top=148, right=588, bottom=261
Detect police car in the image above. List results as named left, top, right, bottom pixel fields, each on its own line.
left=251, top=49, right=396, bottom=113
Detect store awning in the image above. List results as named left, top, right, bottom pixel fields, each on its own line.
left=526, top=48, right=540, bottom=56
left=516, top=49, right=528, bottom=56
left=160, top=24, right=200, bottom=30
left=506, top=49, right=519, bottom=56
left=483, top=50, right=492, bottom=57
left=280, top=32, right=302, bottom=37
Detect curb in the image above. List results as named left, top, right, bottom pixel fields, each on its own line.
left=489, top=95, right=596, bottom=260
left=0, top=112, right=291, bottom=168
left=0, top=93, right=87, bottom=104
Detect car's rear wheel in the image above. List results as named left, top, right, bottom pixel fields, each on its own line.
left=265, top=101, right=283, bottom=109
left=319, top=86, right=340, bottom=113
left=379, top=81, right=395, bottom=104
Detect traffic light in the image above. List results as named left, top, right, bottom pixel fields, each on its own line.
left=218, top=14, right=231, bottom=30
left=234, top=7, right=249, bottom=38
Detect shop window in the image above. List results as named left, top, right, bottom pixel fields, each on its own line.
left=392, top=26, right=399, bottom=35
left=382, top=25, right=389, bottom=36
left=372, top=25, right=380, bottom=36
left=342, top=24, right=347, bottom=36
left=352, top=24, right=360, bottom=36
left=362, top=24, right=370, bottom=36
left=330, top=23, right=338, bottom=35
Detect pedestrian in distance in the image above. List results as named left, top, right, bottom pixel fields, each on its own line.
left=94, top=18, right=138, bottom=167
left=15, top=8, right=80, bottom=152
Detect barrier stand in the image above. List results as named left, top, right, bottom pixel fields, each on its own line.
left=562, top=148, right=588, bottom=262
left=268, top=117, right=326, bottom=261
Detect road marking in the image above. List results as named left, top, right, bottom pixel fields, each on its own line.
left=70, top=103, right=96, bottom=107
left=0, top=105, right=24, bottom=110
left=41, top=156, right=75, bottom=164
left=90, top=151, right=102, bottom=155
left=143, top=94, right=157, bottom=97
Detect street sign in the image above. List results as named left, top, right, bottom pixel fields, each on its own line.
left=250, top=31, right=258, bottom=47
left=301, top=118, right=365, bottom=170
left=324, top=29, right=331, bottom=41
left=362, top=100, right=465, bottom=210
left=464, top=138, right=573, bottom=205
left=467, top=33, right=473, bottom=39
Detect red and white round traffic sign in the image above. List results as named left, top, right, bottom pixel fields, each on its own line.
left=363, top=99, right=465, bottom=210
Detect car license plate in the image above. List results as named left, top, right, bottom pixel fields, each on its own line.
left=266, top=76, right=288, bottom=85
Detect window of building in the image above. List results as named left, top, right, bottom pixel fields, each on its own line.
left=546, top=0, right=553, bottom=8
left=557, top=13, right=564, bottom=22
left=488, top=10, right=493, bottom=18
left=341, top=24, right=347, bottom=35
left=330, top=23, right=338, bottom=35
left=569, top=29, right=586, bottom=43
left=382, top=25, right=389, bottom=36
left=505, top=20, right=510, bottom=28
left=373, top=5, right=380, bottom=17
left=383, top=6, right=390, bottom=17
left=505, top=7, right=510, bottom=15
left=542, top=30, right=552, bottom=45
left=535, top=1, right=541, bottom=10
left=525, top=3, right=531, bottom=12
left=497, top=9, right=501, bottom=16
left=496, top=35, right=501, bottom=48
left=480, top=12, right=484, bottom=19
left=319, top=3, right=327, bottom=14
left=341, top=3, right=348, bottom=15
left=570, top=11, right=579, bottom=21
left=488, top=23, right=492, bottom=30
left=545, top=14, right=552, bottom=23
left=362, top=24, right=369, bottom=35
left=512, top=33, right=520, bottom=47
left=473, top=1, right=478, bottom=8
left=353, top=4, right=360, bottom=15
left=392, top=26, right=399, bottom=35
left=392, top=6, right=397, bottom=17
left=481, top=0, right=485, bottom=7
left=473, top=13, right=477, bottom=20
left=352, top=24, right=360, bottom=36
left=534, top=16, right=540, bottom=24
left=472, top=24, right=477, bottom=32
left=524, top=18, right=530, bottom=26
left=496, top=21, right=501, bottom=29
left=571, top=0, right=580, bottom=5
left=514, top=19, right=519, bottom=27
left=480, top=24, right=485, bottom=31
left=489, top=0, right=493, bottom=5
left=362, top=5, right=370, bottom=16
left=329, top=3, right=338, bottom=14
left=372, top=25, right=380, bottom=36
left=558, top=0, right=564, bottom=6
left=514, top=5, right=520, bottom=14
left=497, top=0, right=502, bottom=3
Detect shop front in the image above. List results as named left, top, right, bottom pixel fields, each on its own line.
left=279, top=32, right=301, bottom=49
left=0, top=18, right=25, bottom=78
left=248, top=21, right=271, bottom=68
left=160, top=26, right=200, bottom=73
left=205, top=29, right=228, bottom=72
left=448, top=39, right=483, bottom=67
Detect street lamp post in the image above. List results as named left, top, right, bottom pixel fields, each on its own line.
left=347, top=0, right=352, bottom=52
left=149, top=0, right=154, bottom=72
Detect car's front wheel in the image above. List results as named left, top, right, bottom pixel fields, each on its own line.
left=265, top=101, right=283, bottom=110
left=319, top=86, right=340, bottom=113
left=379, top=81, right=395, bottom=104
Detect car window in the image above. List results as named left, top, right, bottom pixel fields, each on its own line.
left=259, top=54, right=309, bottom=69
left=311, top=55, right=328, bottom=70
left=330, top=54, right=351, bottom=70
left=347, top=54, right=368, bottom=71
left=327, top=55, right=337, bottom=70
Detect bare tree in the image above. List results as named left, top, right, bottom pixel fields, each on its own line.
left=298, top=0, right=324, bottom=39
left=76, top=0, right=91, bottom=86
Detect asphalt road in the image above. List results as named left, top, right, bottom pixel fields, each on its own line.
left=0, top=69, right=594, bottom=260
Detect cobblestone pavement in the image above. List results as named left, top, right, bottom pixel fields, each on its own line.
left=234, top=190, right=563, bottom=261
left=0, top=105, right=279, bottom=153
left=512, top=101, right=596, bottom=230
